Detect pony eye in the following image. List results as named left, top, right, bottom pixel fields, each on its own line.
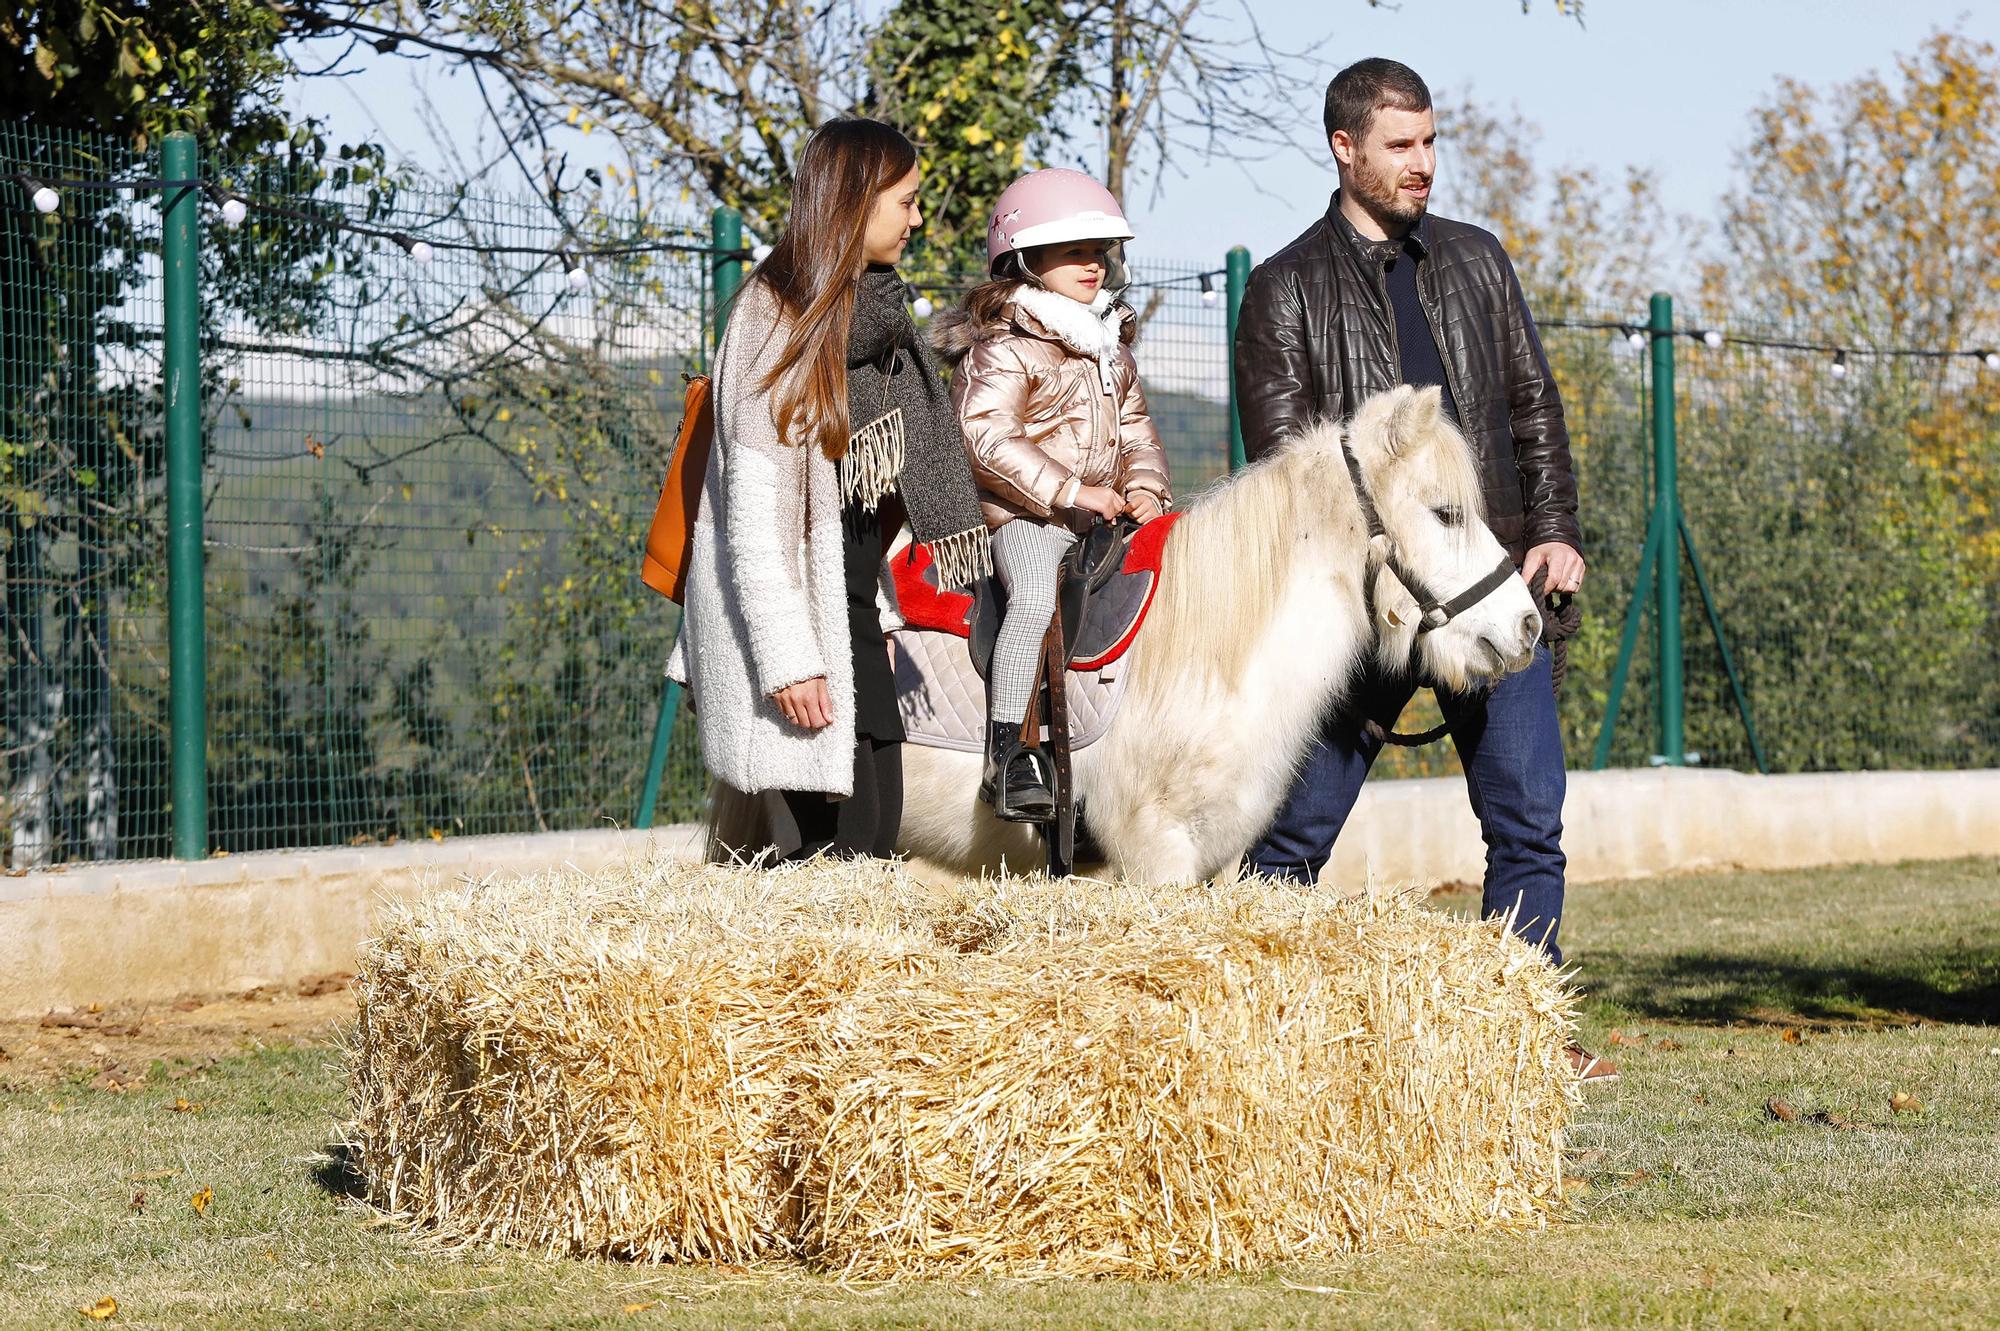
left=1431, top=505, right=1464, bottom=528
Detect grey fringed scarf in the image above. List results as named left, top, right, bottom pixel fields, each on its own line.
left=843, top=267, right=992, bottom=589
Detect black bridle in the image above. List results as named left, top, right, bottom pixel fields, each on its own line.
left=1340, top=437, right=1518, bottom=636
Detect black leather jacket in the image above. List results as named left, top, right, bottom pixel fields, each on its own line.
left=1233, top=195, right=1580, bottom=560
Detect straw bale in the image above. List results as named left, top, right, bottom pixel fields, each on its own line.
left=348, top=859, right=1577, bottom=1278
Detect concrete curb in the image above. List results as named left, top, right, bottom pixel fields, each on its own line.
left=1330, top=767, right=2000, bottom=888
left=4, top=770, right=1996, bottom=1017
left=1, top=826, right=702, bottom=1018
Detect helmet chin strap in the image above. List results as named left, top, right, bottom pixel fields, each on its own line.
left=1007, top=241, right=1131, bottom=299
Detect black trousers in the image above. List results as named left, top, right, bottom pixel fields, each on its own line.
left=781, top=737, right=903, bottom=861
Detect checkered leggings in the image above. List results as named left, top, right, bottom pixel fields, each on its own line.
left=988, top=519, right=1079, bottom=725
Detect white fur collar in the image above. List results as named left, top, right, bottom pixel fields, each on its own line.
left=1010, top=285, right=1126, bottom=359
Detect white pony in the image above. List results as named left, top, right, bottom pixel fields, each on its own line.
left=894, top=384, right=1543, bottom=883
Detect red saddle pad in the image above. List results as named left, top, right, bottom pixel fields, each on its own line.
left=893, top=513, right=1181, bottom=671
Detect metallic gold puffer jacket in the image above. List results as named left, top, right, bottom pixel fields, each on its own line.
left=932, top=286, right=1172, bottom=530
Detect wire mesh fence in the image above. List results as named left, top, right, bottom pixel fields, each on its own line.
left=3, top=120, right=1995, bottom=867
left=1378, top=307, right=2000, bottom=778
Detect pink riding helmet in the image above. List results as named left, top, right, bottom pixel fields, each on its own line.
left=986, top=168, right=1136, bottom=276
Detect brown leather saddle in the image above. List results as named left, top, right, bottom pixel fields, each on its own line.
left=966, top=517, right=1145, bottom=682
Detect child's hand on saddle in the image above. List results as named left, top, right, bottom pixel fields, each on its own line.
left=1069, top=484, right=1125, bottom=523
left=1123, top=492, right=1163, bottom=523
left=770, top=677, right=833, bottom=730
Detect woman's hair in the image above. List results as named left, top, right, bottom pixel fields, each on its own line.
left=755, top=117, right=918, bottom=457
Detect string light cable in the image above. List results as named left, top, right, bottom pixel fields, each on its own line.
left=1539, top=314, right=2000, bottom=376
left=8, top=171, right=752, bottom=282
left=18, top=175, right=1993, bottom=367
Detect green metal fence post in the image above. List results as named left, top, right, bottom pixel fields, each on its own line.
left=1680, top=516, right=1769, bottom=774
left=1225, top=245, right=1252, bottom=473
left=163, top=132, right=207, bottom=859
left=1649, top=292, right=1684, bottom=765
left=1591, top=503, right=1663, bottom=771
left=635, top=207, right=745, bottom=829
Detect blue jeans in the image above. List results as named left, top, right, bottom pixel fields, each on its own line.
left=1247, top=647, right=1568, bottom=964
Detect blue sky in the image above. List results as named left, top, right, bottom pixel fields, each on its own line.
left=291, top=0, right=1999, bottom=267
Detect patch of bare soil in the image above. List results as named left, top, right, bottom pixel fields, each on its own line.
left=0, top=974, right=355, bottom=1091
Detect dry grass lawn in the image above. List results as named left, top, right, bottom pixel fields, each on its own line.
left=1, top=856, right=1995, bottom=1329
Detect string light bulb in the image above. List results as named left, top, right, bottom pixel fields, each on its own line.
left=1984, top=351, right=2000, bottom=372
left=1830, top=350, right=1849, bottom=380
left=910, top=289, right=933, bottom=318
left=1199, top=272, right=1219, bottom=307
left=24, top=176, right=59, bottom=214
left=1702, top=328, right=1724, bottom=349
left=219, top=195, right=248, bottom=228
left=560, top=250, right=589, bottom=289
left=393, top=234, right=434, bottom=264
left=1626, top=328, right=1647, bottom=352
left=751, top=243, right=773, bottom=262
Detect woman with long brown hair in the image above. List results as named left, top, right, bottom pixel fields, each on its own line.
left=667, top=118, right=991, bottom=859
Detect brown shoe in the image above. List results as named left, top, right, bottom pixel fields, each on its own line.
left=1567, top=1043, right=1619, bottom=1083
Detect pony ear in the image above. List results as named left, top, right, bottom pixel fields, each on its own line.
left=1384, top=385, right=1444, bottom=457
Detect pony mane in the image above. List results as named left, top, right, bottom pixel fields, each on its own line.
left=1347, top=388, right=1490, bottom=554
left=1133, top=421, right=1362, bottom=692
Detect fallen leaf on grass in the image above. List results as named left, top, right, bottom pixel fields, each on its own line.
left=129, top=1169, right=175, bottom=1183
left=189, top=1186, right=212, bottom=1216
left=79, top=1297, right=117, bottom=1321
left=1780, top=1028, right=1804, bottom=1045
left=1561, top=1175, right=1591, bottom=1193
left=129, top=1190, right=145, bottom=1213
left=622, top=1302, right=658, bottom=1314
left=1767, top=1098, right=1860, bottom=1129
left=295, top=972, right=351, bottom=998
left=1804, top=1109, right=1859, bottom=1130
left=1655, top=1037, right=1684, bottom=1051
left=170, top=998, right=203, bottom=1013
left=1607, top=1029, right=1648, bottom=1048
left=41, top=1011, right=99, bottom=1030
left=1890, top=1090, right=1923, bottom=1115
left=167, top=1098, right=201, bottom=1114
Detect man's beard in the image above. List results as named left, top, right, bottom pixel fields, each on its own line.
left=1352, top=155, right=1429, bottom=230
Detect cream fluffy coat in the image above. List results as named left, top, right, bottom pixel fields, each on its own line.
left=666, top=280, right=861, bottom=796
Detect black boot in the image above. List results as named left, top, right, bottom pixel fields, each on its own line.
left=982, top=720, right=1055, bottom=821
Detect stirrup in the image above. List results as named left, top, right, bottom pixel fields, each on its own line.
left=996, top=746, right=1055, bottom=823
left=983, top=731, right=1054, bottom=823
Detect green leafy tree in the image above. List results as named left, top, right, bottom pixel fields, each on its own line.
left=867, top=0, right=1079, bottom=258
